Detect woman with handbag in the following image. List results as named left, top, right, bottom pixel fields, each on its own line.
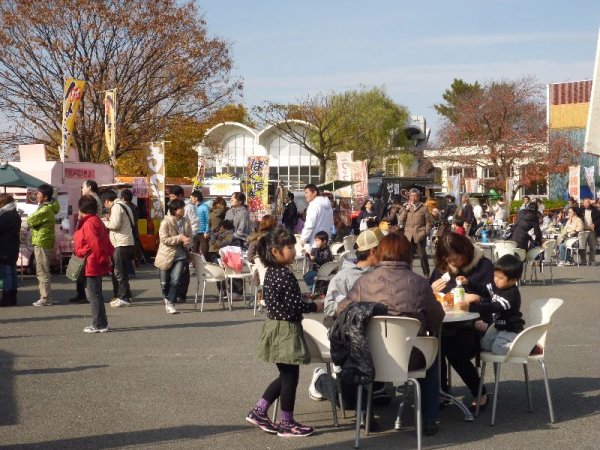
left=73, top=195, right=114, bottom=333
left=154, top=199, right=192, bottom=314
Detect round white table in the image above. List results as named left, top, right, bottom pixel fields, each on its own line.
left=439, top=311, right=480, bottom=421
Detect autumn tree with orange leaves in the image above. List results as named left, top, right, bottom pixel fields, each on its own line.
left=0, top=0, right=241, bottom=166
left=435, top=77, right=581, bottom=199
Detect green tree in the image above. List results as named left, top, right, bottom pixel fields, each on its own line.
left=434, top=79, right=482, bottom=124
left=253, top=87, right=409, bottom=182
left=0, top=0, right=242, bottom=162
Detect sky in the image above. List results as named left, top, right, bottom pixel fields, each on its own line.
left=198, top=0, right=600, bottom=139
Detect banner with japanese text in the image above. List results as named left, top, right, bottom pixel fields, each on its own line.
left=584, top=166, right=595, bottom=197
left=505, top=178, right=514, bottom=204
left=132, top=177, right=149, bottom=198
left=351, top=160, right=368, bottom=205
left=246, top=156, right=269, bottom=221
left=568, top=165, right=580, bottom=200
left=335, top=151, right=354, bottom=197
left=146, top=142, right=166, bottom=219
left=104, top=89, right=117, bottom=166
left=464, top=178, right=479, bottom=193
left=60, top=78, right=87, bottom=162
left=448, top=175, right=461, bottom=202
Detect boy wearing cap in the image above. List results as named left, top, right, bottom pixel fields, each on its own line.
left=322, top=227, right=383, bottom=323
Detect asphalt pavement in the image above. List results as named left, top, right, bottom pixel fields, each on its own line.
left=1, top=261, right=599, bottom=449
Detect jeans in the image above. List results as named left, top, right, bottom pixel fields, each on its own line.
left=175, top=260, right=190, bottom=301
left=480, top=329, right=518, bottom=355
left=303, top=270, right=317, bottom=290
left=85, top=276, right=108, bottom=329
left=112, top=246, right=133, bottom=300
left=0, top=264, right=18, bottom=291
left=160, top=259, right=187, bottom=303
left=76, top=278, right=86, bottom=299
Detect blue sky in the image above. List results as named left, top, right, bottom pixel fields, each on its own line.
left=199, top=0, right=600, bottom=136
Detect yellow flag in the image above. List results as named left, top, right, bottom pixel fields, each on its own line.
left=104, top=89, right=117, bottom=165
left=60, top=78, right=87, bottom=162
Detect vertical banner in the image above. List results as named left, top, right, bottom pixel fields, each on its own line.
left=505, top=178, right=514, bottom=204
left=147, top=142, right=166, bottom=220
left=584, top=166, right=596, bottom=197
left=132, top=177, right=149, bottom=198
left=60, top=78, right=87, bottom=162
left=464, top=178, right=479, bottom=194
left=193, top=156, right=206, bottom=189
left=104, top=89, right=117, bottom=166
left=351, top=160, right=369, bottom=205
left=568, top=165, right=581, bottom=200
left=246, top=156, right=269, bottom=222
left=448, top=175, right=461, bottom=202
left=335, top=151, right=354, bottom=197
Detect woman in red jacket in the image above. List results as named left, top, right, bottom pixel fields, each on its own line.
left=74, top=195, right=114, bottom=333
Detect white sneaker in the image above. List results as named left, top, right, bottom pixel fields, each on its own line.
left=110, top=298, right=131, bottom=308
left=83, top=325, right=109, bottom=333
left=165, top=299, right=178, bottom=314
left=308, top=367, right=326, bottom=401
left=33, top=299, right=52, bottom=306
left=557, top=261, right=564, bottom=267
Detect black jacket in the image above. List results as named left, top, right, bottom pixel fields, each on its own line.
left=511, top=209, right=542, bottom=250
left=467, top=283, right=524, bottom=333
left=329, top=302, right=388, bottom=386
left=0, top=204, right=22, bottom=264
left=282, top=200, right=297, bottom=230
left=582, top=206, right=600, bottom=237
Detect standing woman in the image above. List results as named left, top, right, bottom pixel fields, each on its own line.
left=73, top=195, right=114, bottom=332
left=0, top=194, right=22, bottom=307
left=430, top=232, right=494, bottom=410
left=210, top=196, right=228, bottom=232
left=154, top=199, right=192, bottom=315
left=225, top=192, right=250, bottom=243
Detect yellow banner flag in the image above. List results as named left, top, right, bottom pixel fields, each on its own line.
left=104, top=89, right=117, bottom=165
left=60, top=78, right=87, bottom=162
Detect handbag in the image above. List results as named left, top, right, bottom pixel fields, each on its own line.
left=66, top=254, right=87, bottom=281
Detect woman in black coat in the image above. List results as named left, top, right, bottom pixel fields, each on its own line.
left=511, top=203, right=543, bottom=250
left=0, top=194, right=22, bottom=306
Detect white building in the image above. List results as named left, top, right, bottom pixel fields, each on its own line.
left=198, top=121, right=321, bottom=190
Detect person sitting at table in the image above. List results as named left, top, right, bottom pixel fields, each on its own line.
left=430, top=232, right=494, bottom=412
left=336, top=232, right=446, bottom=436
left=557, top=207, right=584, bottom=266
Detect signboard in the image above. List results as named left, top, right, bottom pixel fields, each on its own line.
left=568, top=165, right=580, bottom=200
left=351, top=160, right=368, bottom=205
left=246, top=156, right=269, bottom=222
left=132, top=177, right=149, bottom=198
left=204, top=173, right=240, bottom=196
left=335, top=151, right=354, bottom=197
left=65, top=168, right=96, bottom=179
left=146, top=142, right=166, bottom=219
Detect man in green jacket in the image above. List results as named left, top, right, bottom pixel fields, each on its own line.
left=28, top=184, right=60, bottom=306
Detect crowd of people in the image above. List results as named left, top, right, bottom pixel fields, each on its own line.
left=0, top=181, right=584, bottom=439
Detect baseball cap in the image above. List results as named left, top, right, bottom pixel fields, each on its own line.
left=356, top=227, right=384, bottom=251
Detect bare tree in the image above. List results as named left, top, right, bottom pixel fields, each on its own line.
left=435, top=76, right=580, bottom=198
left=0, top=0, right=242, bottom=163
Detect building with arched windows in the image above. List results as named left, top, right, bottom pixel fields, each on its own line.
left=199, top=121, right=322, bottom=190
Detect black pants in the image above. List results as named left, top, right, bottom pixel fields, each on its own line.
left=441, top=327, right=486, bottom=397
left=175, top=261, right=190, bottom=301
left=262, top=363, right=300, bottom=412
left=112, top=246, right=133, bottom=300
left=411, top=238, right=430, bottom=277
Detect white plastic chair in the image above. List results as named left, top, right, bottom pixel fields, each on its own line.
left=524, top=247, right=545, bottom=284
left=493, top=240, right=518, bottom=260
left=566, top=231, right=589, bottom=266
left=197, top=261, right=227, bottom=311
left=224, top=264, right=252, bottom=309
left=355, top=316, right=423, bottom=449
left=252, top=257, right=268, bottom=317
left=475, top=298, right=564, bottom=426
left=311, top=261, right=339, bottom=295
left=343, top=234, right=356, bottom=252
left=294, top=234, right=308, bottom=273
left=331, top=242, right=345, bottom=260
left=540, top=240, right=556, bottom=284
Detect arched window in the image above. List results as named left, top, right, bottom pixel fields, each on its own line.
left=221, top=133, right=253, bottom=174
left=268, top=136, right=319, bottom=189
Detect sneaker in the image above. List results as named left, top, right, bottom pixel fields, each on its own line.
left=245, top=408, right=278, bottom=434
left=32, top=299, right=52, bottom=306
left=110, top=298, right=131, bottom=308
left=277, top=420, right=314, bottom=437
left=557, top=261, right=565, bottom=267
left=308, top=367, right=326, bottom=401
left=83, top=325, right=109, bottom=333
left=165, top=300, right=178, bottom=314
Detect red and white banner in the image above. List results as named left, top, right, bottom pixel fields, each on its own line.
left=335, top=151, right=354, bottom=197
left=568, top=165, right=580, bottom=200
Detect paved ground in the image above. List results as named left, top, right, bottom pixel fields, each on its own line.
left=1, top=261, right=599, bottom=449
